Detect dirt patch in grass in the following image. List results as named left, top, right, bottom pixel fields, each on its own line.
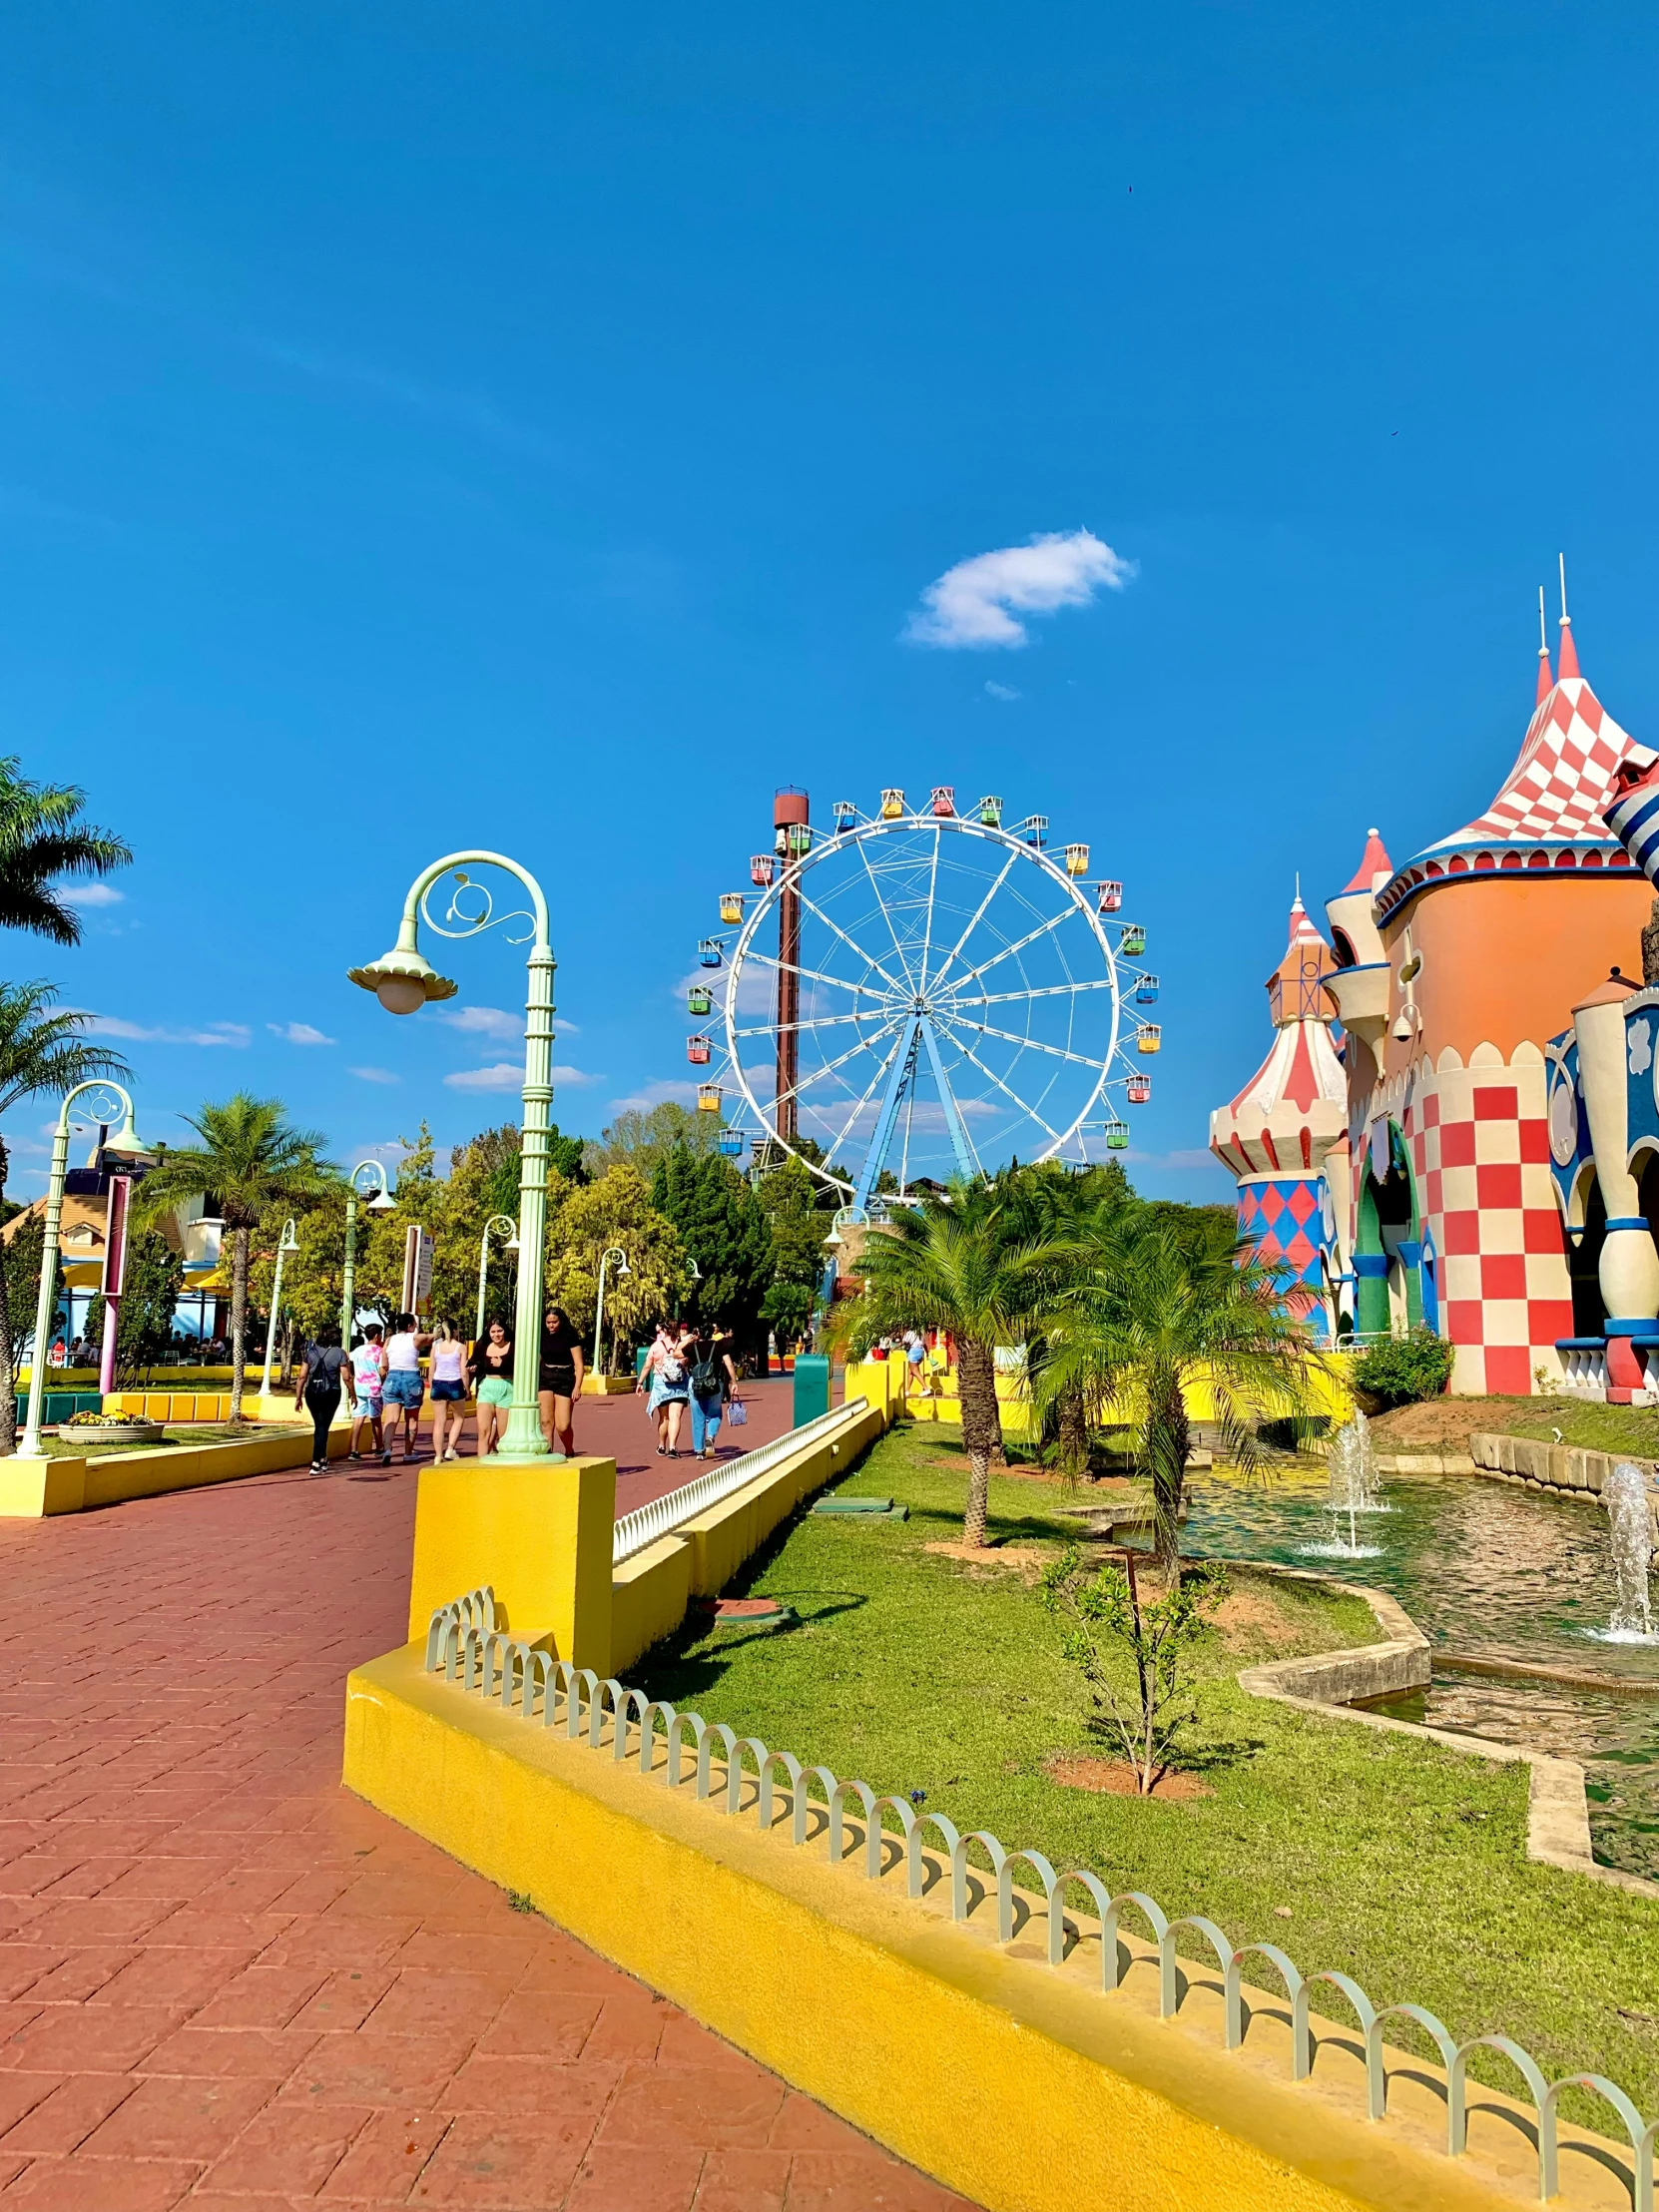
left=1367, top=1397, right=1536, bottom=1448
left=1044, top=1755, right=1212, bottom=1801
left=1211, top=1586, right=1302, bottom=1649
left=924, top=1540, right=1048, bottom=1577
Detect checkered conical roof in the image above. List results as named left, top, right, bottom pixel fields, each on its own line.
left=1377, top=623, right=1656, bottom=920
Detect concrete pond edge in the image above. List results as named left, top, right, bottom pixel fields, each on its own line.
left=1233, top=1561, right=1659, bottom=1902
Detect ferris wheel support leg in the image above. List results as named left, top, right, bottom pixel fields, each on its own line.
left=853, top=1021, right=920, bottom=1216
left=920, top=1017, right=979, bottom=1184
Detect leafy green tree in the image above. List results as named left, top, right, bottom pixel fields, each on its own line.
left=82, top=1229, right=186, bottom=1381
left=0, top=983, right=130, bottom=1449
left=0, top=759, right=131, bottom=945
left=854, top=1182, right=1063, bottom=1545
left=651, top=1147, right=774, bottom=1341
left=586, top=1100, right=724, bottom=1181
left=249, top=1196, right=349, bottom=1355
left=1033, top=1215, right=1320, bottom=1573
left=758, top=1158, right=830, bottom=1351
left=1040, top=1543, right=1230, bottom=1793
left=544, top=1165, right=686, bottom=1369
left=2, top=1211, right=50, bottom=1390
left=134, top=1095, right=338, bottom=1420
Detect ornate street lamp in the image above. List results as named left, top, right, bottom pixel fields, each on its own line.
left=340, top=1160, right=395, bottom=1347
left=258, top=1218, right=301, bottom=1398
left=475, top=1214, right=519, bottom=1345
left=350, top=851, right=554, bottom=1459
left=592, top=1246, right=629, bottom=1382
left=21, top=1082, right=153, bottom=1459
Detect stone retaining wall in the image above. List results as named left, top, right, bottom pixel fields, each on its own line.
left=1468, top=1431, right=1659, bottom=1546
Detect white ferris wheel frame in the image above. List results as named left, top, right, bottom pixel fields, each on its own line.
left=720, top=812, right=1126, bottom=1201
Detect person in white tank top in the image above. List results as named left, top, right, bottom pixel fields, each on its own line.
left=426, top=1320, right=471, bottom=1463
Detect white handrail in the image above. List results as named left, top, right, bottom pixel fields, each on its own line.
left=613, top=1398, right=869, bottom=1564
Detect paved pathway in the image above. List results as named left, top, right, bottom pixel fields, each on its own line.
left=0, top=1448, right=972, bottom=2209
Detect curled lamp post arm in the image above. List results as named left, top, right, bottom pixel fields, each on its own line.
left=351, top=851, right=555, bottom=1460
left=21, top=1079, right=142, bottom=1458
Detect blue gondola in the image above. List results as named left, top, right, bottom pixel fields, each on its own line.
left=1135, top=975, right=1160, bottom=1005
left=698, top=937, right=724, bottom=968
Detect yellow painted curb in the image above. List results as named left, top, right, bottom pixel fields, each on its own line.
left=344, top=1644, right=1562, bottom=2212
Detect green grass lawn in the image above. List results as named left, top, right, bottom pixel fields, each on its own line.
left=1504, top=1400, right=1659, bottom=1456
left=634, top=1421, right=1659, bottom=2109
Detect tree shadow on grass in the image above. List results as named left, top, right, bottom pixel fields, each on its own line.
left=642, top=1592, right=868, bottom=1700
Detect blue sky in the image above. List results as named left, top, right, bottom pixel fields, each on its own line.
left=1, top=1, right=1655, bottom=1197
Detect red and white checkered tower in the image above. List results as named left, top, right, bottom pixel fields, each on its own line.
left=1209, top=895, right=1350, bottom=1339
left=1323, top=571, right=1654, bottom=1391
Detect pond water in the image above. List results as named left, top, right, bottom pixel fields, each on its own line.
left=1127, top=1466, right=1659, bottom=1880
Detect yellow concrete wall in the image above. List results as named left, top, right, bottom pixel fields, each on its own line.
left=406, top=1456, right=617, bottom=1667
left=343, top=1646, right=1520, bottom=2212
left=611, top=1535, right=694, bottom=1676
left=0, top=1422, right=345, bottom=1517
left=677, top=1404, right=885, bottom=1598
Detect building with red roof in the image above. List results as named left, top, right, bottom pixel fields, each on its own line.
left=1209, top=896, right=1349, bottom=1340
left=1321, top=580, right=1654, bottom=1392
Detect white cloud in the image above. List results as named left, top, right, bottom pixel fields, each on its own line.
left=984, top=681, right=1021, bottom=702
left=437, top=1005, right=579, bottom=1040
left=349, top=1066, right=400, bottom=1085
left=904, top=529, right=1135, bottom=650
left=268, top=1020, right=334, bottom=1046
left=61, top=883, right=124, bottom=908
left=87, top=1015, right=251, bottom=1047
left=444, top=1061, right=596, bottom=1094
left=607, top=1078, right=702, bottom=1113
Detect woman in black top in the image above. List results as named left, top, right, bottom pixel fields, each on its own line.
left=293, top=1326, right=357, bottom=1475
left=538, top=1306, right=586, bottom=1459
left=472, top=1319, right=514, bottom=1456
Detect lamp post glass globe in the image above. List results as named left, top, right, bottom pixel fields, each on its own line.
left=376, top=975, right=427, bottom=1016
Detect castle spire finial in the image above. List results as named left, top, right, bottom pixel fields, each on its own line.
left=1535, top=584, right=1553, bottom=703
left=1557, top=551, right=1580, bottom=680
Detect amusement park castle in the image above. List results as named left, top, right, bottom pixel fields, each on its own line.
left=1211, top=579, right=1659, bottom=1401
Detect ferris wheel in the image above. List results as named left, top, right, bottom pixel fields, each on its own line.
left=684, top=787, right=1161, bottom=1212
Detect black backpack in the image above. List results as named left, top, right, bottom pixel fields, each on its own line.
left=690, top=1352, right=722, bottom=1395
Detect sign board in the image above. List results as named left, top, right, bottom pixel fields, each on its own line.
left=100, top=1175, right=132, bottom=1298
left=401, top=1225, right=435, bottom=1317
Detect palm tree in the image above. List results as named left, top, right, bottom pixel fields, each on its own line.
left=134, top=1095, right=338, bottom=1421
left=0, top=760, right=131, bottom=943
left=1034, top=1215, right=1321, bottom=1573
left=0, top=984, right=131, bottom=1451
left=855, top=1182, right=1062, bottom=1547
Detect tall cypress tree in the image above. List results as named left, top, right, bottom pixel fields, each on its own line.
left=651, top=1146, right=774, bottom=1341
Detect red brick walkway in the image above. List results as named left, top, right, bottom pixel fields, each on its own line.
left=0, top=1458, right=973, bottom=2209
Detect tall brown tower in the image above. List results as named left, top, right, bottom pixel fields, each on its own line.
left=773, top=788, right=809, bottom=1143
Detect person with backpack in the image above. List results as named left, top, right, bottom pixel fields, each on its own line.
left=687, top=1326, right=741, bottom=1459
left=637, top=1320, right=693, bottom=1456
left=293, top=1324, right=356, bottom=1474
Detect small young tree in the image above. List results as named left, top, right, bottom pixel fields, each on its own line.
left=1039, top=1543, right=1229, bottom=1794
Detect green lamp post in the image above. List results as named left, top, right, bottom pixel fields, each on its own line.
left=350, top=850, right=555, bottom=1460
left=475, top=1214, right=519, bottom=1345
left=258, top=1218, right=301, bottom=1399
left=592, top=1245, right=629, bottom=1382
left=20, top=1081, right=153, bottom=1460
left=340, top=1161, right=394, bottom=1349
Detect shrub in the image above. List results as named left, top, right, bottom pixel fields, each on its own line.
left=1352, top=1327, right=1455, bottom=1408
left=1258, top=1413, right=1330, bottom=1451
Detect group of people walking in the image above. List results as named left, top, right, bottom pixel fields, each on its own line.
left=293, top=1305, right=744, bottom=1472
left=292, top=1303, right=589, bottom=1474
left=637, top=1321, right=742, bottom=1458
